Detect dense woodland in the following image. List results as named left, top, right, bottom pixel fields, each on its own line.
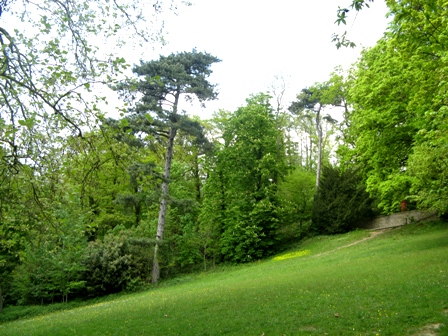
left=1, top=0, right=447, bottom=311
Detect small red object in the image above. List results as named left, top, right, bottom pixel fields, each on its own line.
left=400, top=200, right=407, bottom=212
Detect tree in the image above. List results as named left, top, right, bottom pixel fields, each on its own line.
left=161, top=121, right=214, bottom=270
left=268, top=75, right=290, bottom=173
left=338, top=0, right=448, bottom=214
left=407, top=112, right=448, bottom=214
left=122, top=50, right=220, bottom=283
left=289, top=85, right=337, bottom=189
left=61, top=124, right=160, bottom=237
left=0, top=168, right=27, bottom=310
left=312, top=165, right=373, bottom=234
left=346, top=40, right=436, bottom=212
left=201, top=94, right=285, bottom=263
left=346, top=39, right=416, bottom=212
left=10, top=201, right=88, bottom=305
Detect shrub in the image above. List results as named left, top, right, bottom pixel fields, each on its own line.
left=83, top=233, right=152, bottom=296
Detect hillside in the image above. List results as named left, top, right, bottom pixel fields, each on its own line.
left=1, top=221, right=447, bottom=336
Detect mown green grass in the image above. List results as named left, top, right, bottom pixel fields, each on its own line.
left=1, top=222, right=447, bottom=335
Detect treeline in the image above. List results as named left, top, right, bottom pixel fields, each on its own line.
left=1, top=0, right=448, bottom=311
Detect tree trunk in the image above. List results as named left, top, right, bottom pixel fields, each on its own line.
left=271, top=75, right=286, bottom=176
left=315, top=106, right=323, bottom=190
left=316, top=130, right=322, bottom=189
left=135, top=194, right=141, bottom=227
left=203, top=244, right=207, bottom=272
left=309, top=134, right=313, bottom=170
left=305, top=137, right=309, bottom=169
left=193, top=152, right=201, bottom=202
left=152, top=125, right=178, bottom=284
left=0, top=286, right=3, bottom=313
left=274, top=99, right=283, bottom=184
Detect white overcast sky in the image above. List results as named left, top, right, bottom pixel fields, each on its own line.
left=119, top=0, right=390, bottom=119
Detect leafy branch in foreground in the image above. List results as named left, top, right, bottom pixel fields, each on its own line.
left=332, top=0, right=374, bottom=49
left=0, top=0, right=186, bottom=172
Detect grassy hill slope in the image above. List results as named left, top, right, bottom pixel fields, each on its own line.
left=1, top=222, right=447, bottom=335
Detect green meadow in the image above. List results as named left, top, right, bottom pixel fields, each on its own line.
left=1, top=222, right=447, bottom=336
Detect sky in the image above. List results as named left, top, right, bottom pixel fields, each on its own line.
left=117, top=0, right=390, bottom=119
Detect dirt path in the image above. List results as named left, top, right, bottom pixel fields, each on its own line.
left=313, top=229, right=390, bottom=258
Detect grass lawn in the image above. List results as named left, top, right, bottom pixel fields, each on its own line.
left=1, top=222, right=447, bottom=335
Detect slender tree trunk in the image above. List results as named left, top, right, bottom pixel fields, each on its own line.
left=315, top=106, right=323, bottom=190
left=203, top=244, right=207, bottom=272
left=316, top=130, right=322, bottom=189
left=271, top=75, right=286, bottom=175
left=135, top=190, right=141, bottom=226
left=309, top=134, right=313, bottom=170
left=0, top=286, right=3, bottom=313
left=193, top=152, right=201, bottom=202
left=274, top=100, right=283, bottom=183
left=305, top=139, right=309, bottom=169
left=152, top=125, right=178, bottom=284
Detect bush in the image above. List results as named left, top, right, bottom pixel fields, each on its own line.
left=83, top=233, right=152, bottom=296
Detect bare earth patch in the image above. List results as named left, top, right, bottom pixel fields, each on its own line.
left=313, top=229, right=389, bottom=258
left=412, top=323, right=444, bottom=336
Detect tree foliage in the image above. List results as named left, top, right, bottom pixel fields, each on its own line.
left=312, top=165, right=373, bottom=234
left=276, top=168, right=315, bottom=242
left=0, top=0, right=184, bottom=174
left=201, top=94, right=285, bottom=263
left=84, top=233, right=151, bottom=296
left=342, top=0, right=448, bottom=214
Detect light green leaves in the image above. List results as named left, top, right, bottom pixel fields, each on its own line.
left=17, top=119, right=35, bottom=129
left=201, top=94, right=284, bottom=262
left=340, top=0, right=448, bottom=214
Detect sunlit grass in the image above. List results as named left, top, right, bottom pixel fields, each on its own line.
left=273, top=249, right=310, bottom=260
left=1, top=222, right=447, bottom=335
